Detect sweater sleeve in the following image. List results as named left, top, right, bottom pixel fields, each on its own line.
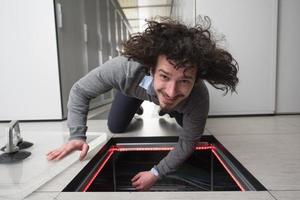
left=67, top=56, right=140, bottom=140
left=155, top=83, right=209, bottom=176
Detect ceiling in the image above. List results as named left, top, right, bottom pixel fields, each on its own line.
left=118, top=0, right=173, bottom=33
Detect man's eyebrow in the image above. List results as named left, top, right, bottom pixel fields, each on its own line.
left=158, top=69, right=194, bottom=80
left=182, top=75, right=194, bottom=80
left=158, top=69, right=170, bottom=75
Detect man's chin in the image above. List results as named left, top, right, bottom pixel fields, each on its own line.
left=159, top=103, right=175, bottom=112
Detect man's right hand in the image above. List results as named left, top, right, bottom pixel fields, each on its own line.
left=46, top=139, right=89, bottom=161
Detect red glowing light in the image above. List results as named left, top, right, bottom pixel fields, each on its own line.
left=82, top=149, right=114, bottom=192
left=212, top=149, right=246, bottom=191
left=83, top=144, right=245, bottom=192
left=112, top=145, right=214, bottom=152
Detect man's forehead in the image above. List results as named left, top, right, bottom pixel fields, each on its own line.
left=157, top=66, right=197, bottom=79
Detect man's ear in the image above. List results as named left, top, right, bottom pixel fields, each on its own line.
left=150, top=67, right=155, bottom=76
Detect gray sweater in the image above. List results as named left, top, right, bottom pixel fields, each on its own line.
left=67, top=56, right=209, bottom=176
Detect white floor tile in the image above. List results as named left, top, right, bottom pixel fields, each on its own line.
left=215, top=134, right=300, bottom=190
left=270, top=190, right=300, bottom=200
left=206, top=116, right=300, bottom=135
left=57, top=191, right=275, bottom=200
left=24, top=191, right=60, bottom=200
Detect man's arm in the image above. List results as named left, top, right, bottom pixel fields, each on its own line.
left=67, top=56, right=138, bottom=140
left=155, top=85, right=209, bottom=176
left=47, top=56, right=139, bottom=161
left=131, top=83, right=209, bottom=190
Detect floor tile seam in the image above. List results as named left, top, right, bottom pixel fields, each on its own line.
left=269, top=118, right=300, bottom=127
left=205, top=119, right=299, bottom=124
left=208, top=132, right=300, bottom=137
left=29, top=192, right=60, bottom=199
left=267, top=190, right=279, bottom=200
left=204, top=128, right=213, bottom=135
left=31, top=191, right=60, bottom=193
left=276, top=118, right=300, bottom=127
left=35, top=189, right=63, bottom=192
left=268, top=189, right=300, bottom=191
left=205, top=125, right=300, bottom=129
left=54, top=191, right=62, bottom=200
left=39, top=191, right=283, bottom=200
left=286, top=123, right=300, bottom=129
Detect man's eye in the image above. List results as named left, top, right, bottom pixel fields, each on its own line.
left=181, top=80, right=190, bottom=84
left=160, top=75, right=169, bottom=80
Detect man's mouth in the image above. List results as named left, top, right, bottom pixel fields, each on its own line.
left=160, top=94, right=179, bottom=105
left=162, top=97, right=176, bottom=104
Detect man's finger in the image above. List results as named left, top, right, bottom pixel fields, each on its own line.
left=132, top=180, right=140, bottom=187
left=79, top=143, right=89, bottom=161
left=55, top=149, right=69, bottom=160
left=135, top=185, right=144, bottom=191
left=46, top=151, right=55, bottom=158
left=131, top=173, right=141, bottom=182
left=46, top=154, right=56, bottom=161
left=47, top=150, right=61, bottom=160
left=47, top=150, right=59, bottom=156
left=46, top=150, right=55, bottom=156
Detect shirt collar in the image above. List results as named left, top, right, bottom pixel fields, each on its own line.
left=138, top=75, right=156, bottom=96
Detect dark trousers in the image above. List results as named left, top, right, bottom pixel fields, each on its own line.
left=107, top=91, right=183, bottom=133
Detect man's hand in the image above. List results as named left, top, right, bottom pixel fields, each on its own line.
left=46, top=139, right=89, bottom=161
left=131, top=171, right=159, bottom=190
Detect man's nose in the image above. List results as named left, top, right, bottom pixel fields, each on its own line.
left=165, top=82, right=178, bottom=98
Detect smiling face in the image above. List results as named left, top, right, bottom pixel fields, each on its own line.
left=153, top=55, right=197, bottom=111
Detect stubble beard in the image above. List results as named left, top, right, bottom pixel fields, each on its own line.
left=157, top=90, right=184, bottom=112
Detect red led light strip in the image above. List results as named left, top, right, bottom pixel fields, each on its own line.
left=111, top=145, right=214, bottom=152
left=83, top=145, right=246, bottom=192
left=82, top=149, right=114, bottom=192
left=211, top=149, right=246, bottom=191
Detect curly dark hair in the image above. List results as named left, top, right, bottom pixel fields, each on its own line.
left=122, top=16, right=239, bottom=94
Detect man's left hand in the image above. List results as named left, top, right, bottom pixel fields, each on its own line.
left=131, top=171, right=159, bottom=190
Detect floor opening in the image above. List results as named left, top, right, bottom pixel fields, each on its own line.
left=63, top=136, right=266, bottom=192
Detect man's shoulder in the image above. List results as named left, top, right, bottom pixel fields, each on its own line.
left=191, top=80, right=209, bottom=100
left=180, top=80, right=209, bottom=113
left=111, top=56, right=145, bottom=75
left=106, top=56, right=138, bottom=68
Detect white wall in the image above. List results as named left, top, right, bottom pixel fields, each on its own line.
left=196, top=0, right=278, bottom=115
left=276, top=0, right=300, bottom=113
left=171, top=0, right=195, bottom=26
left=172, top=0, right=300, bottom=115
left=0, top=0, right=62, bottom=120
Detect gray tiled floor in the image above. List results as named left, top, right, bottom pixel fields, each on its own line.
left=214, top=134, right=300, bottom=190
left=205, top=115, right=300, bottom=196
left=36, top=160, right=90, bottom=192
left=270, top=191, right=300, bottom=200
left=2, top=104, right=299, bottom=199
left=76, top=106, right=300, bottom=194
left=205, top=115, right=300, bottom=136
left=24, top=192, right=60, bottom=200
left=57, top=191, right=275, bottom=200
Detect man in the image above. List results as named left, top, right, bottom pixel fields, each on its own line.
left=47, top=17, right=239, bottom=190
